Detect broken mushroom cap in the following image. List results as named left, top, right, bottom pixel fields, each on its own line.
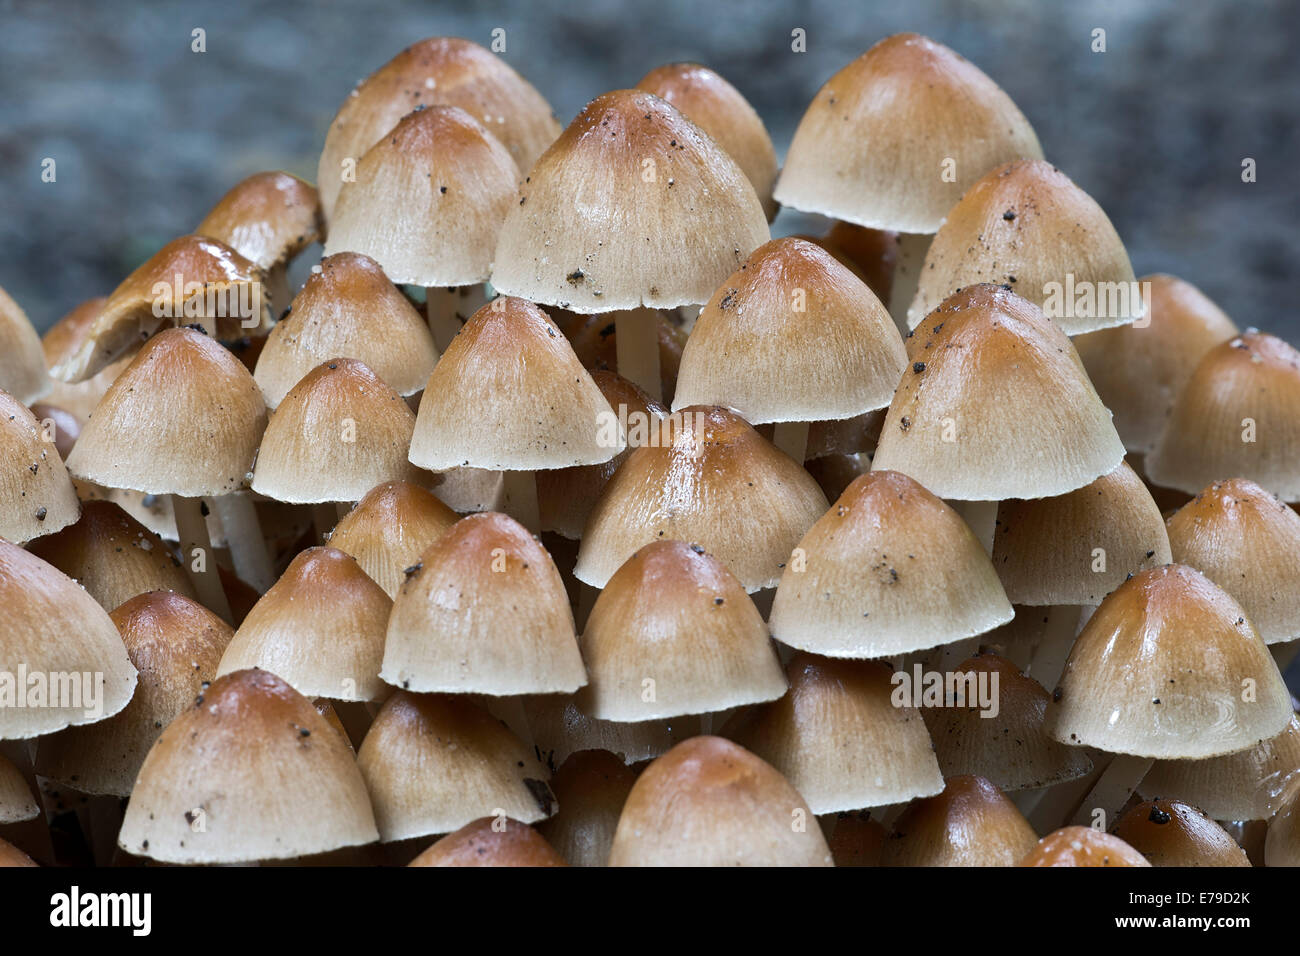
left=923, top=654, right=1093, bottom=792
left=992, top=460, right=1172, bottom=606
left=1111, top=799, right=1250, bottom=867
left=1048, top=564, right=1292, bottom=758
left=53, top=235, right=272, bottom=384
left=410, top=297, right=622, bottom=472
left=0, top=749, right=39, bottom=823
left=327, top=479, right=458, bottom=598
left=317, top=35, right=559, bottom=220
left=872, top=284, right=1125, bottom=500
left=492, top=89, right=770, bottom=313
left=1264, top=781, right=1300, bottom=867
left=34, top=590, right=233, bottom=797
left=1166, top=478, right=1300, bottom=644
left=0, top=540, right=137, bottom=739
left=217, top=547, right=391, bottom=701
left=357, top=691, right=554, bottom=842
left=723, top=654, right=944, bottom=814
left=1146, top=332, right=1300, bottom=499
left=0, top=284, right=51, bottom=404
left=608, top=735, right=833, bottom=866
left=382, top=512, right=586, bottom=695
left=907, top=160, right=1143, bottom=333
left=769, top=470, right=1013, bottom=657
left=1019, top=826, right=1150, bottom=867
left=524, top=694, right=696, bottom=769
left=1073, top=274, right=1239, bottom=454
left=251, top=357, right=419, bottom=504
left=635, top=62, right=778, bottom=220
left=408, top=816, right=568, bottom=867
left=575, top=405, right=828, bottom=592
left=0, top=389, right=80, bottom=543
left=117, top=668, right=378, bottom=863
left=325, top=105, right=519, bottom=288
left=196, top=170, right=322, bottom=272
left=576, top=540, right=786, bottom=721
left=254, top=252, right=438, bottom=408
left=774, top=33, right=1041, bottom=234
left=672, top=237, right=907, bottom=423
left=66, top=327, right=268, bottom=497
left=881, top=775, right=1039, bottom=866
left=535, top=749, right=638, bottom=867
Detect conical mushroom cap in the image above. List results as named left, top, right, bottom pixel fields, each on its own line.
left=872, top=284, right=1125, bottom=500
left=382, top=512, right=586, bottom=695
left=536, top=749, right=637, bottom=867
left=1141, top=714, right=1300, bottom=821
left=0, top=750, right=39, bottom=823
left=1047, top=565, right=1292, bottom=758
left=54, top=235, right=272, bottom=383
left=0, top=284, right=50, bottom=404
left=325, top=105, right=519, bottom=287
left=724, top=654, right=943, bottom=814
left=0, top=540, right=136, bottom=739
left=774, top=33, right=1041, bottom=233
left=576, top=540, right=786, bottom=721
left=251, top=357, right=418, bottom=503
left=41, top=297, right=127, bottom=424
left=922, top=654, right=1092, bottom=792
left=492, top=89, right=770, bottom=313
left=1147, top=332, right=1300, bottom=498
left=254, top=253, right=438, bottom=408
left=1019, top=826, right=1150, bottom=867
left=673, top=237, right=907, bottom=423
left=908, top=160, right=1143, bottom=333
left=524, top=694, right=696, bottom=768
left=328, top=479, right=458, bottom=598
left=769, top=471, right=1012, bottom=657
left=0, top=389, right=79, bottom=543
left=1265, top=783, right=1300, bottom=867
left=410, top=297, right=621, bottom=471
left=636, top=62, right=778, bottom=220
left=992, top=461, right=1171, bottom=606
left=881, top=775, right=1039, bottom=866
left=118, top=668, right=378, bottom=862
left=575, top=405, right=828, bottom=591
left=608, top=736, right=833, bottom=866
left=27, top=500, right=194, bottom=611
left=1112, top=799, right=1250, bottom=867
left=1073, top=274, right=1239, bottom=453
left=357, top=692, right=555, bottom=842
left=196, top=170, right=322, bottom=271
left=318, top=36, right=559, bottom=220
left=0, top=837, right=36, bottom=867
left=35, top=591, right=233, bottom=797
left=217, top=547, right=391, bottom=701
left=1166, top=478, right=1300, bottom=644
left=67, top=327, right=268, bottom=497
left=408, top=817, right=567, bottom=867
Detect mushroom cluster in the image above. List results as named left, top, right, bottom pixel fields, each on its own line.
left=2, top=32, right=1297, bottom=869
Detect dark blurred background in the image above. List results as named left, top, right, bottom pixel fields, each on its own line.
left=1, top=0, right=1295, bottom=335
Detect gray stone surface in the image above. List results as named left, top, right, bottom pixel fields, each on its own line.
left=1, top=0, right=1295, bottom=336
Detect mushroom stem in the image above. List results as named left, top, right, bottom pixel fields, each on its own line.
left=212, top=493, right=275, bottom=593
left=426, top=285, right=488, bottom=352
left=1069, top=753, right=1154, bottom=828
left=312, top=503, right=337, bottom=544
left=173, top=494, right=233, bottom=623
left=886, top=232, right=932, bottom=334
left=502, top=470, right=541, bottom=533
left=1025, top=604, right=1084, bottom=688
left=615, top=310, right=662, bottom=401
left=772, top=420, right=810, bottom=463
left=950, top=498, right=997, bottom=554
left=1028, top=754, right=1111, bottom=833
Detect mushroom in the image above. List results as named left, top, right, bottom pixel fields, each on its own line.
left=0, top=388, right=80, bottom=543
left=1018, top=826, right=1150, bottom=866
left=0, top=750, right=39, bottom=824
left=535, top=749, right=637, bottom=867
left=0, top=283, right=52, bottom=404
left=407, top=816, right=567, bottom=867
left=880, top=775, right=1039, bottom=866
left=522, top=694, right=697, bottom=770
left=1264, top=782, right=1300, bottom=867
left=0, top=837, right=37, bottom=868
left=550, top=308, right=686, bottom=402
left=1111, top=798, right=1251, bottom=866
left=826, top=812, right=888, bottom=867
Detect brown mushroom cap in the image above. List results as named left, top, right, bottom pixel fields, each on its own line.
left=609, top=736, right=832, bottom=866
left=1111, top=799, right=1250, bottom=866
left=575, top=405, right=828, bottom=592
left=196, top=170, right=322, bottom=271
left=0, top=388, right=80, bottom=544
left=0, top=837, right=37, bottom=867
left=408, top=816, right=568, bottom=867
left=318, top=36, right=559, bottom=220
left=1265, top=782, right=1300, bottom=867
left=66, top=327, right=268, bottom=497
left=35, top=591, right=233, bottom=796
left=881, top=775, right=1039, bottom=866
left=0, top=284, right=51, bottom=404
left=1019, top=826, right=1150, bottom=867
left=774, top=33, right=1041, bottom=234
left=492, top=89, right=770, bottom=313
left=524, top=694, right=696, bottom=769
left=535, top=749, right=637, bottom=866
left=41, top=297, right=128, bottom=424
left=724, top=654, right=943, bottom=813
left=1048, top=564, right=1292, bottom=758
left=117, top=668, right=378, bottom=863
left=328, top=479, right=458, bottom=598
left=827, top=811, right=887, bottom=867
left=872, top=284, right=1125, bottom=500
